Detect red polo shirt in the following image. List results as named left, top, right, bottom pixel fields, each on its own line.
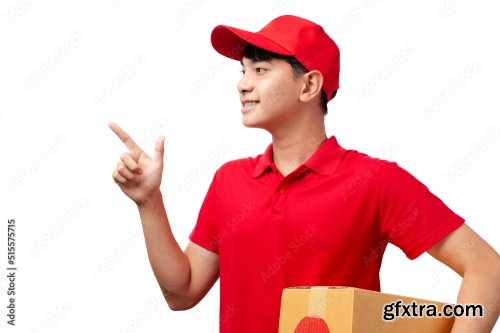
left=189, top=136, right=464, bottom=333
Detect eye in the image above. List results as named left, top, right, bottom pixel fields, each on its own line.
left=256, top=67, right=268, bottom=73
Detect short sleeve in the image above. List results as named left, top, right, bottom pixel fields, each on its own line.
left=189, top=172, right=220, bottom=254
left=379, top=162, right=465, bottom=259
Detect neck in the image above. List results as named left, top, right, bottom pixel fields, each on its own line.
left=270, top=113, right=327, bottom=177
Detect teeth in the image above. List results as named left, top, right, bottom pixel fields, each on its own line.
left=244, top=101, right=257, bottom=107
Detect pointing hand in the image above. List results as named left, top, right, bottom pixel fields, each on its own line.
left=109, top=122, right=165, bottom=206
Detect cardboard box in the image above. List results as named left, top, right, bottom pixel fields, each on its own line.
left=279, top=286, right=455, bottom=333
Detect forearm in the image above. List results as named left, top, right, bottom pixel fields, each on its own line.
left=450, top=264, right=500, bottom=333
left=137, top=190, right=191, bottom=298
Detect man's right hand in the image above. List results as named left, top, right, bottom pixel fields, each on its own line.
left=109, top=121, right=165, bottom=206
left=109, top=122, right=220, bottom=312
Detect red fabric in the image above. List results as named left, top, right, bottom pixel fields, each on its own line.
left=189, top=136, right=464, bottom=333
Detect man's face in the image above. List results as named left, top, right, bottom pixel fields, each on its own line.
left=238, top=57, right=304, bottom=131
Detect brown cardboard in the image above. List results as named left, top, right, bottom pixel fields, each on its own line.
left=279, top=286, right=455, bottom=333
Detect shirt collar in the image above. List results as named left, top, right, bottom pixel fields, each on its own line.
left=252, top=136, right=346, bottom=178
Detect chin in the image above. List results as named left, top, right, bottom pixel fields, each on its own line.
left=242, top=121, right=259, bottom=129
left=241, top=112, right=274, bottom=130
left=242, top=117, right=266, bottom=129
left=241, top=115, right=258, bottom=128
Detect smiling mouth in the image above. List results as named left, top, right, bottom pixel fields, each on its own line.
left=241, top=101, right=259, bottom=112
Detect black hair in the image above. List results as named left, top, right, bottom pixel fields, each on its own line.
left=242, top=44, right=336, bottom=115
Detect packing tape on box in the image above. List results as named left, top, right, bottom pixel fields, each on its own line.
left=293, top=286, right=331, bottom=333
left=308, top=286, right=329, bottom=317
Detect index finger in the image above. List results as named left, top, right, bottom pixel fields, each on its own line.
left=108, top=121, right=141, bottom=151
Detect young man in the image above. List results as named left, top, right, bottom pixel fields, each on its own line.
left=110, top=15, right=499, bottom=333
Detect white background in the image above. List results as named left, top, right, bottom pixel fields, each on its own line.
left=0, top=0, right=499, bottom=332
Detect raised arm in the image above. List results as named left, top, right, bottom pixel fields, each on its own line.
left=109, top=122, right=219, bottom=310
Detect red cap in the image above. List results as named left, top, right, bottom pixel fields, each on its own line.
left=211, top=15, right=340, bottom=101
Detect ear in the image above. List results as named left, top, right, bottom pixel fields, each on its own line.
left=299, top=70, right=324, bottom=103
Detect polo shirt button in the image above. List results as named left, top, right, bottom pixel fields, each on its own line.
left=279, top=188, right=284, bottom=194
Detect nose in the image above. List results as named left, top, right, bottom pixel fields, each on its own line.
left=237, top=72, right=253, bottom=95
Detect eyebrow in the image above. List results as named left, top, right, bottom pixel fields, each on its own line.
left=240, top=59, right=273, bottom=66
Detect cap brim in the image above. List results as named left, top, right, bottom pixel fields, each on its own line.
left=211, top=25, right=293, bottom=60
